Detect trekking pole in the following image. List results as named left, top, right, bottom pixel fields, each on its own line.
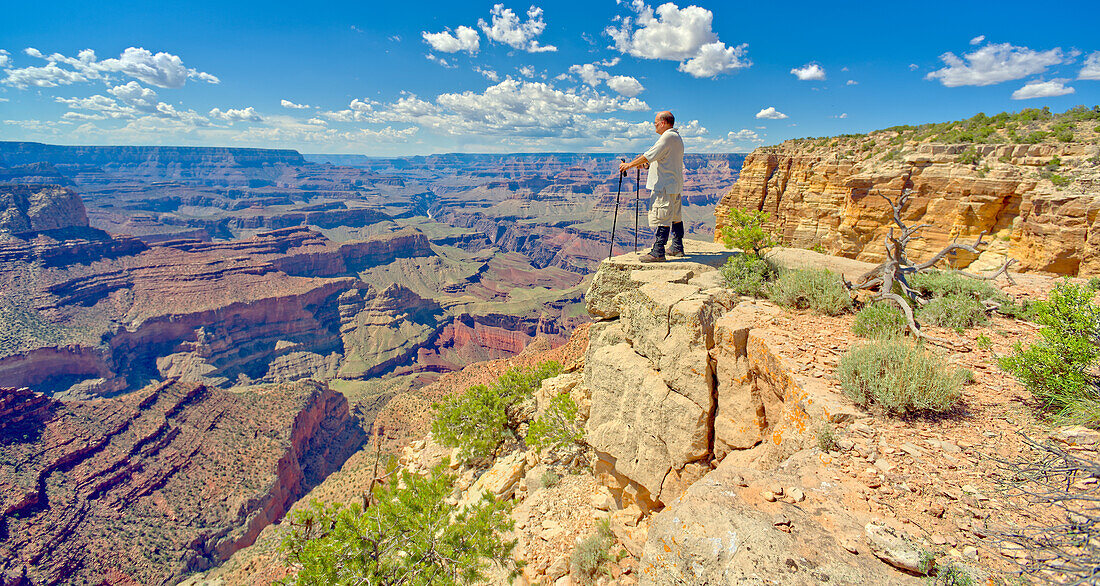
left=609, top=159, right=625, bottom=260
left=634, top=168, right=640, bottom=253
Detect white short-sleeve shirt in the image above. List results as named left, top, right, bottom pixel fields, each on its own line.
left=642, top=128, right=684, bottom=195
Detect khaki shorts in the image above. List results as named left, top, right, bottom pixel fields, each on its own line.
left=648, top=192, right=682, bottom=227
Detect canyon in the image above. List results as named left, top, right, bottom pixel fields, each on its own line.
left=2, top=105, right=1098, bottom=584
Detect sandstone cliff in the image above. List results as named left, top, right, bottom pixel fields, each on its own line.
left=715, top=115, right=1100, bottom=276
left=0, top=379, right=365, bottom=586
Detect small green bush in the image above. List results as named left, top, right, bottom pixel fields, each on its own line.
left=838, top=340, right=968, bottom=415
left=957, top=148, right=980, bottom=165
left=721, top=207, right=778, bottom=256
left=1090, top=277, right=1100, bottom=291
left=570, top=519, right=613, bottom=583
left=720, top=253, right=776, bottom=297
left=769, top=269, right=852, bottom=315
left=919, top=293, right=989, bottom=330
left=999, top=282, right=1100, bottom=425
left=432, top=361, right=562, bottom=464
left=539, top=469, right=560, bottom=489
left=280, top=464, right=516, bottom=585
left=907, top=271, right=1000, bottom=301
left=816, top=424, right=837, bottom=452
left=526, top=392, right=584, bottom=456
left=1048, top=173, right=1072, bottom=187
left=852, top=304, right=907, bottom=339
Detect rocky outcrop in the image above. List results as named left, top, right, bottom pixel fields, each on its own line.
left=0, top=184, right=89, bottom=235
left=0, top=379, right=365, bottom=586
left=715, top=140, right=1100, bottom=276
left=582, top=242, right=854, bottom=509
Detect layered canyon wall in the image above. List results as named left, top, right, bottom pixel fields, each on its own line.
left=0, top=379, right=364, bottom=585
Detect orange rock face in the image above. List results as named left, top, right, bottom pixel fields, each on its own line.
left=715, top=141, right=1100, bottom=276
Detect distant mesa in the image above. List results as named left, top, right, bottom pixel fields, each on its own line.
left=0, top=184, right=90, bottom=235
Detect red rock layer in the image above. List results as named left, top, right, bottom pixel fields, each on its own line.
left=0, top=379, right=364, bottom=585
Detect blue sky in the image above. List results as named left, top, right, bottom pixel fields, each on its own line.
left=1, top=0, right=1098, bottom=155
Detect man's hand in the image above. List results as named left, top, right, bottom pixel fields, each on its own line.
left=620, top=155, right=649, bottom=175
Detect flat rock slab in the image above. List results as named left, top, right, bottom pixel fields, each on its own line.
left=585, top=239, right=734, bottom=318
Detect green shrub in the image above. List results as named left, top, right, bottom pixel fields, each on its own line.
left=957, top=147, right=980, bottom=165
left=1048, top=173, right=1072, bottom=187
left=570, top=519, right=613, bottom=583
left=838, top=339, right=967, bottom=415
left=999, top=282, right=1100, bottom=425
left=907, top=271, right=1000, bottom=301
left=919, top=293, right=989, bottom=330
left=280, top=464, right=516, bottom=585
left=721, top=207, right=778, bottom=256
left=1090, top=277, right=1100, bottom=291
left=539, top=469, right=560, bottom=489
left=769, top=269, right=852, bottom=315
left=526, top=392, right=584, bottom=456
left=432, top=361, right=562, bottom=464
left=720, top=253, right=776, bottom=297
left=816, top=424, right=838, bottom=452
left=852, top=303, right=907, bottom=339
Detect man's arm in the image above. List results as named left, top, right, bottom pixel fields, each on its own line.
left=619, top=155, right=648, bottom=174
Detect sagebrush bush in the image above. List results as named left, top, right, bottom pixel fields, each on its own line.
left=432, top=361, right=561, bottom=464
left=769, top=268, right=852, bottom=315
left=907, top=270, right=1000, bottom=301
left=570, top=519, right=613, bottom=583
left=719, top=253, right=776, bottom=297
left=919, top=293, right=989, bottom=330
left=838, top=340, right=968, bottom=415
left=852, top=304, right=907, bottom=339
left=999, top=282, right=1100, bottom=425
left=281, top=464, right=516, bottom=584
left=526, top=392, right=584, bottom=456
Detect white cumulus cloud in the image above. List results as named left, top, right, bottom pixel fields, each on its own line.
left=2, top=46, right=218, bottom=90
left=969, top=35, right=985, bottom=45
left=790, top=63, right=826, bottom=81
left=0, top=50, right=9, bottom=68
left=846, top=79, right=858, bottom=85
left=422, top=25, right=480, bottom=54
left=755, top=107, right=788, bottom=120
left=475, top=67, right=500, bottom=81
left=606, top=0, right=749, bottom=78
left=606, top=75, right=644, bottom=97
left=281, top=99, right=311, bottom=109
left=569, top=62, right=610, bottom=86
left=1079, top=52, right=1100, bottom=80
left=926, top=42, right=1069, bottom=87
left=209, top=106, right=263, bottom=122
left=479, top=4, right=557, bottom=53
left=108, top=81, right=158, bottom=111
left=1011, top=79, right=1075, bottom=100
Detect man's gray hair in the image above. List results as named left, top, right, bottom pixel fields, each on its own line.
left=658, top=111, right=675, bottom=126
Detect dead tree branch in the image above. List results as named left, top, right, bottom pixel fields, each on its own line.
left=847, top=188, right=1017, bottom=349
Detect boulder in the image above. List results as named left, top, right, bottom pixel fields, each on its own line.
left=459, top=451, right=526, bottom=506
left=584, top=342, right=709, bottom=503
left=639, top=460, right=923, bottom=585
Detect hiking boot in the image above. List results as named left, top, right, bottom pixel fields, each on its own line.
left=667, top=221, right=685, bottom=257
left=644, top=225, right=670, bottom=261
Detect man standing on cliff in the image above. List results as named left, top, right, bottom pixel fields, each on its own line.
left=619, top=110, right=685, bottom=262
